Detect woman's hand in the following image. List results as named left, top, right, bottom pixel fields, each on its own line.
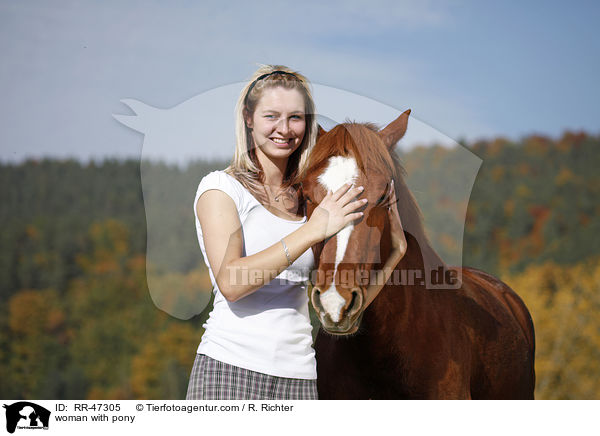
left=307, top=183, right=367, bottom=241
left=387, top=180, right=407, bottom=261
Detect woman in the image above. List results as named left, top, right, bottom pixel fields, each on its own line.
left=186, top=65, right=405, bottom=400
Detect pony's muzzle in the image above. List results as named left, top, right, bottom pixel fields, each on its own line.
left=311, top=286, right=365, bottom=333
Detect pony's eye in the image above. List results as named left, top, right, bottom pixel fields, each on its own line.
left=377, top=184, right=389, bottom=206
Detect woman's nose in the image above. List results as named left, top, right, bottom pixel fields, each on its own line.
left=276, top=118, right=290, bottom=134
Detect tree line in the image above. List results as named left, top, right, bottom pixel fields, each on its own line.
left=0, top=130, right=598, bottom=399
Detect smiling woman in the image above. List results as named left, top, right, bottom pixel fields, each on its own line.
left=244, top=86, right=306, bottom=176
left=184, top=65, right=393, bottom=400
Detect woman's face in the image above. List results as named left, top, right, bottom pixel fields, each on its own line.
left=246, top=86, right=306, bottom=165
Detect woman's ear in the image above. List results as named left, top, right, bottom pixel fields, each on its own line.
left=243, top=108, right=253, bottom=129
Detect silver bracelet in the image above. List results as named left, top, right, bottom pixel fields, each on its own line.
left=280, top=239, right=292, bottom=266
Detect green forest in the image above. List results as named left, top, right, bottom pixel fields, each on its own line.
left=1, top=130, right=599, bottom=399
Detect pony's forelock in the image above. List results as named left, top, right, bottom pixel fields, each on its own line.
left=307, top=122, right=398, bottom=180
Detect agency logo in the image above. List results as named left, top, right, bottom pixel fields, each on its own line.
left=3, top=402, right=50, bottom=434
left=113, top=82, right=481, bottom=318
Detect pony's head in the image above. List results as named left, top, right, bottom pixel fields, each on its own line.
left=303, top=109, right=438, bottom=335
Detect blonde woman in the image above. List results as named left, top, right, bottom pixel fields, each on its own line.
left=186, top=65, right=367, bottom=400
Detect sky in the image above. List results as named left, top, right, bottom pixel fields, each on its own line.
left=0, top=0, right=599, bottom=163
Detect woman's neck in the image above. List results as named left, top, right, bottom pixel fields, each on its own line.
left=256, top=151, right=287, bottom=187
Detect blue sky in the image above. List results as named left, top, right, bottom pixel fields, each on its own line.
left=0, top=0, right=598, bottom=163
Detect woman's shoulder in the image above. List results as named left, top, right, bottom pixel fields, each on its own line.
left=195, top=170, right=251, bottom=213
left=200, top=169, right=230, bottom=183
left=198, top=170, right=242, bottom=190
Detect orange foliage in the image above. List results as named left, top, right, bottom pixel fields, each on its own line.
left=579, top=213, right=590, bottom=226
left=557, top=131, right=587, bottom=151
left=504, top=259, right=600, bottom=399
left=147, top=268, right=213, bottom=319
left=87, top=386, right=131, bottom=400
left=528, top=205, right=551, bottom=255
left=555, top=167, right=575, bottom=186
left=9, top=289, right=63, bottom=335
left=517, top=162, right=531, bottom=176
left=76, top=219, right=130, bottom=271
left=6, top=289, right=65, bottom=398
left=524, top=135, right=551, bottom=156
left=497, top=205, right=552, bottom=269
left=515, top=184, right=532, bottom=198
left=491, top=166, right=505, bottom=182
left=439, top=233, right=458, bottom=254
left=24, top=225, right=39, bottom=240
left=130, top=323, right=200, bottom=399
left=504, top=199, right=515, bottom=218
left=488, top=137, right=511, bottom=157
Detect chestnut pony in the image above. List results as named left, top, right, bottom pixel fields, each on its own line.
left=302, top=110, right=535, bottom=399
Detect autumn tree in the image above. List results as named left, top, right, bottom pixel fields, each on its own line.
left=504, top=258, right=600, bottom=399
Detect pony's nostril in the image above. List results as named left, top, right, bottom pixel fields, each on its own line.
left=311, top=287, right=324, bottom=313
left=346, top=289, right=363, bottom=317
left=347, top=291, right=357, bottom=312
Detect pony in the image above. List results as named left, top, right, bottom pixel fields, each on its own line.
left=302, top=110, right=536, bottom=399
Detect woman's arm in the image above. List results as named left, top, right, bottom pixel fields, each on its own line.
left=198, top=183, right=366, bottom=302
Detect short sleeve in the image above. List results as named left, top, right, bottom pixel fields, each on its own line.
left=193, top=171, right=245, bottom=224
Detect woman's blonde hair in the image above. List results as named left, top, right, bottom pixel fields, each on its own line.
left=226, top=65, right=317, bottom=198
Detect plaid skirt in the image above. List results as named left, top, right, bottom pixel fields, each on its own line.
left=185, top=354, right=318, bottom=400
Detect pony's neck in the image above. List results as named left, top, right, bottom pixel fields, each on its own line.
left=398, top=231, right=425, bottom=270
left=368, top=232, right=427, bottom=313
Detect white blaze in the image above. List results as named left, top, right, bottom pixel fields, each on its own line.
left=317, top=156, right=359, bottom=323
left=319, top=287, right=346, bottom=323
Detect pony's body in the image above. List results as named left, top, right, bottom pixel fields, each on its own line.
left=303, top=112, right=535, bottom=399
left=315, top=262, right=535, bottom=399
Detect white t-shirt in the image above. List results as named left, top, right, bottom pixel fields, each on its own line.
left=193, top=170, right=316, bottom=379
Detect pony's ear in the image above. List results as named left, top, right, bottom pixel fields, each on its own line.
left=317, top=124, right=327, bottom=139
left=379, top=109, right=411, bottom=149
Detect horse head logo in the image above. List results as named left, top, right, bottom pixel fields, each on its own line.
left=3, top=402, right=51, bottom=433
left=113, top=83, right=480, bottom=318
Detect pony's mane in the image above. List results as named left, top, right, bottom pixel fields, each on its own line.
left=306, top=121, right=446, bottom=271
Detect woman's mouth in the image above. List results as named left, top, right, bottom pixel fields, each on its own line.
left=271, top=137, right=291, bottom=147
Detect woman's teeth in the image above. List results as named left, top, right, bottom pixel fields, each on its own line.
left=272, top=138, right=288, bottom=144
